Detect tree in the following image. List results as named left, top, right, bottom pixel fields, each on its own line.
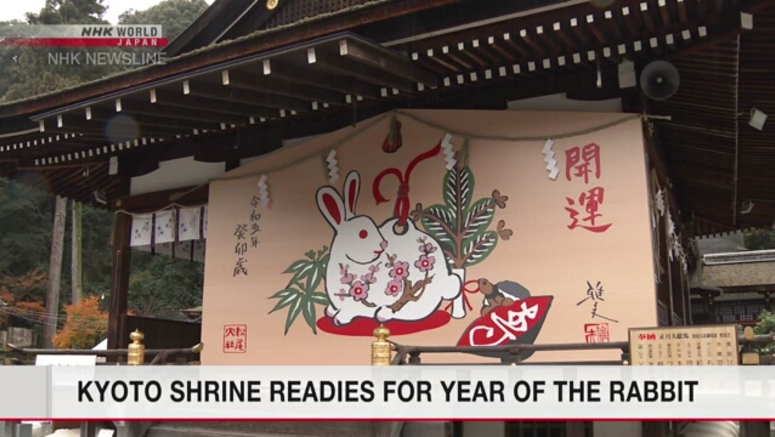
left=71, top=201, right=83, bottom=304
left=745, top=229, right=775, bottom=251
left=53, top=296, right=108, bottom=349
left=0, top=269, right=48, bottom=332
left=2, top=0, right=115, bottom=103
left=119, top=0, right=209, bottom=42
left=754, top=310, right=774, bottom=355
left=0, top=21, right=26, bottom=98
left=44, top=196, right=68, bottom=348
left=128, top=254, right=204, bottom=316
left=25, top=0, right=108, bottom=25
left=0, top=178, right=53, bottom=276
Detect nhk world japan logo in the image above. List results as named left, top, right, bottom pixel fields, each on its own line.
left=0, top=25, right=167, bottom=47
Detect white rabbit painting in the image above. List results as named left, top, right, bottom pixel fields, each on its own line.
left=316, top=170, right=463, bottom=327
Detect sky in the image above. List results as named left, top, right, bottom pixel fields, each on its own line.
left=0, top=0, right=215, bottom=24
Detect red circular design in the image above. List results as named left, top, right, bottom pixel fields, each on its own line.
left=359, top=229, right=368, bottom=239
left=317, top=310, right=451, bottom=336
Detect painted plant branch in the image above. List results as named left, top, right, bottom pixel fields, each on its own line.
left=410, top=152, right=513, bottom=269
left=268, top=246, right=330, bottom=335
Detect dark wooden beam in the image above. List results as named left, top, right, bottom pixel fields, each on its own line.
left=338, top=37, right=438, bottom=87
left=38, top=118, right=179, bottom=145
left=149, top=88, right=280, bottom=120
left=86, top=104, right=221, bottom=132
left=115, top=185, right=209, bottom=213
left=267, top=59, right=380, bottom=99
left=187, top=78, right=308, bottom=113
left=53, top=113, right=194, bottom=138
left=118, top=98, right=248, bottom=125
left=224, top=69, right=345, bottom=105
left=310, top=47, right=416, bottom=93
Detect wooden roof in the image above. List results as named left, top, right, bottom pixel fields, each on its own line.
left=0, top=0, right=772, bottom=232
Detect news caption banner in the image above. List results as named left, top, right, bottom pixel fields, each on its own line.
left=0, top=366, right=773, bottom=420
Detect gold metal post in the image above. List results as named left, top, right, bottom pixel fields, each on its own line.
left=371, top=325, right=393, bottom=366
left=127, top=330, right=145, bottom=365
left=189, top=342, right=204, bottom=365
left=741, top=326, right=760, bottom=365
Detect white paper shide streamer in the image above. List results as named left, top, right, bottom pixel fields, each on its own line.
left=441, top=133, right=456, bottom=170
left=542, top=139, right=559, bottom=180
left=257, top=174, right=270, bottom=208
left=326, top=149, right=339, bottom=183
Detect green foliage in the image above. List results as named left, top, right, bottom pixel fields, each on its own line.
left=745, top=229, right=775, bottom=251
left=270, top=246, right=330, bottom=335
left=128, top=252, right=204, bottom=316
left=753, top=310, right=775, bottom=355
left=119, top=0, right=209, bottom=42
left=25, top=0, right=108, bottom=24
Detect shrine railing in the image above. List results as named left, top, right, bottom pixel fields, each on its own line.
left=370, top=325, right=775, bottom=366
left=4, top=329, right=203, bottom=365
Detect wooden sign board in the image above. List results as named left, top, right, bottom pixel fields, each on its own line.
left=629, top=325, right=739, bottom=366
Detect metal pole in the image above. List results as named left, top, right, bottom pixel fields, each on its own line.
left=741, top=326, right=770, bottom=437
left=371, top=326, right=404, bottom=437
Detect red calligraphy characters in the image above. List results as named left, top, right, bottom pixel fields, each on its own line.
left=223, top=324, right=248, bottom=353
left=566, top=143, right=601, bottom=184
left=565, top=187, right=612, bottom=233
left=563, top=143, right=612, bottom=233
left=584, top=323, right=610, bottom=343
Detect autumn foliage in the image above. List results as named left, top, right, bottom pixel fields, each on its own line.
left=0, top=269, right=47, bottom=330
left=53, top=296, right=108, bottom=349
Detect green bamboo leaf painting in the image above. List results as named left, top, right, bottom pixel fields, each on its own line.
left=305, top=261, right=324, bottom=293
left=283, top=259, right=314, bottom=275
left=310, top=292, right=329, bottom=306
left=284, top=297, right=304, bottom=335
left=463, top=230, right=498, bottom=268
left=302, top=299, right=317, bottom=334
left=269, top=288, right=301, bottom=314
left=271, top=246, right=332, bottom=335
left=269, top=288, right=296, bottom=300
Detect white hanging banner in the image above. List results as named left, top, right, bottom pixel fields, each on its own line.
left=154, top=210, right=176, bottom=245
left=129, top=206, right=208, bottom=263
left=130, top=215, right=153, bottom=247
left=178, top=207, right=202, bottom=242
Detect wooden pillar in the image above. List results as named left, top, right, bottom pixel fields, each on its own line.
left=566, top=422, right=587, bottom=437
left=741, top=421, right=770, bottom=437
left=107, top=212, right=132, bottom=351
left=641, top=422, right=666, bottom=437
left=79, top=421, right=97, bottom=437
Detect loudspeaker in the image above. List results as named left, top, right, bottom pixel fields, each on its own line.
left=639, top=60, right=680, bottom=101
